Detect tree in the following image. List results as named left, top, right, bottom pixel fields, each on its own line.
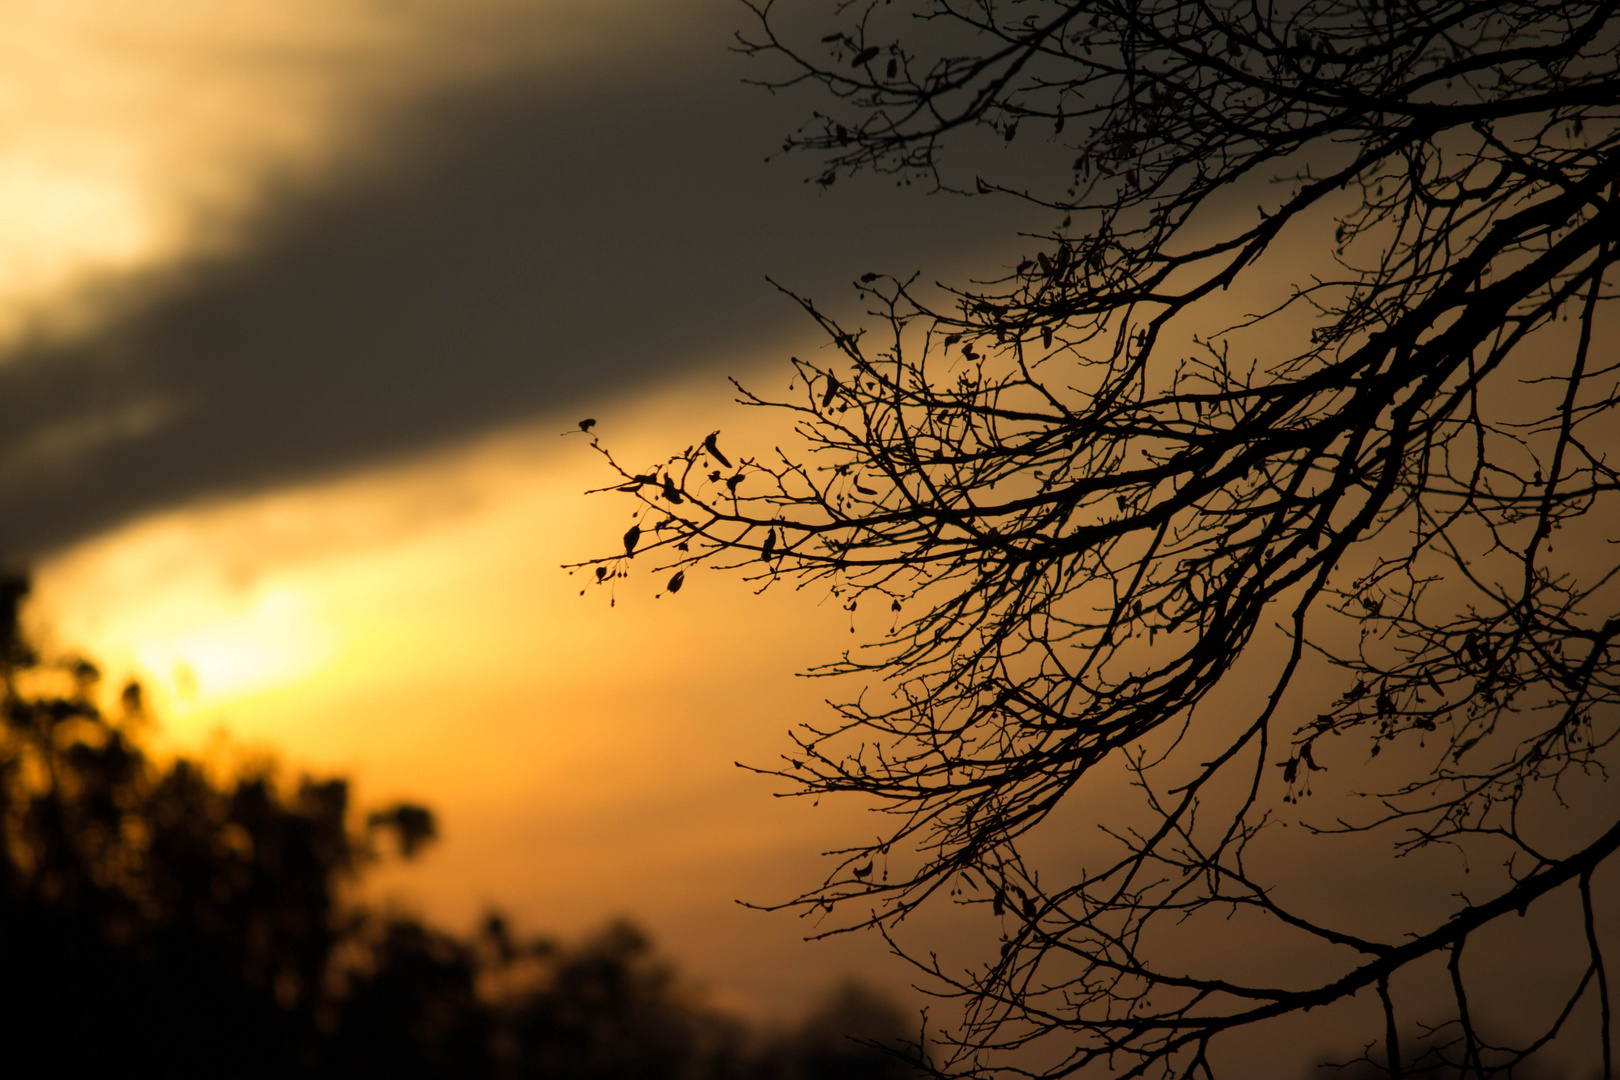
left=580, top=3, right=1620, bottom=1077
left=0, top=573, right=450, bottom=1075
left=0, top=573, right=925, bottom=1079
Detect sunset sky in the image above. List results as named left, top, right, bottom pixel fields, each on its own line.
left=6, top=3, right=1614, bottom=1072
left=2, top=0, right=1044, bottom=1022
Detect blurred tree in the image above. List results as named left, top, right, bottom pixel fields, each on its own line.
left=582, top=3, right=1620, bottom=1078
left=491, top=919, right=747, bottom=1080
left=0, top=571, right=441, bottom=1074
left=757, top=981, right=927, bottom=1080
left=0, top=573, right=920, bottom=1078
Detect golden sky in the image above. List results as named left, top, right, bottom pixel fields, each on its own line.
left=7, top=0, right=947, bottom=1018
left=30, top=366, right=917, bottom=1015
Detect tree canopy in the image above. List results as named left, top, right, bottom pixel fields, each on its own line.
left=0, top=574, right=921, bottom=1079
left=581, top=2, right=1620, bottom=1077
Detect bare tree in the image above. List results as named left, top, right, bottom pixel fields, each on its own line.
left=578, top=2, right=1620, bottom=1077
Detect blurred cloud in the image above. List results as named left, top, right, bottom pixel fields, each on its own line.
left=0, top=0, right=661, bottom=347
left=0, top=0, right=1039, bottom=561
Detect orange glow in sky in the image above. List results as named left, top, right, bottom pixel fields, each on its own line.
left=28, top=367, right=922, bottom=1016
left=2, top=0, right=941, bottom=1018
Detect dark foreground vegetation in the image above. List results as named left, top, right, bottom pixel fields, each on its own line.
left=0, top=575, right=921, bottom=1078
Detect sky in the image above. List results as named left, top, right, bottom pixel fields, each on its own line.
left=6, top=1, right=1615, bottom=1071
left=3, top=0, right=1042, bottom=1024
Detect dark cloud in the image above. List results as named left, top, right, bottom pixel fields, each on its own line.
left=0, top=27, right=1038, bottom=559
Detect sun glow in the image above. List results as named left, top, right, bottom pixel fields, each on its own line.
left=27, top=362, right=838, bottom=783
left=126, top=584, right=335, bottom=711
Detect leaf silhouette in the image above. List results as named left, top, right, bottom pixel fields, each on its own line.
left=821, top=373, right=841, bottom=408
left=703, top=432, right=732, bottom=468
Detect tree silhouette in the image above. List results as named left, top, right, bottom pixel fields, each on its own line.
left=580, top=3, right=1620, bottom=1077
left=0, top=572, right=444, bottom=1074
left=758, top=980, right=928, bottom=1080
left=0, top=573, right=923, bottom=1078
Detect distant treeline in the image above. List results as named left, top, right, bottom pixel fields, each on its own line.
left=0, top=575, right=921, bottom=1079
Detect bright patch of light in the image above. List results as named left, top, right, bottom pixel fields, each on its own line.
left=127, top=584, right=335, bottom=711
